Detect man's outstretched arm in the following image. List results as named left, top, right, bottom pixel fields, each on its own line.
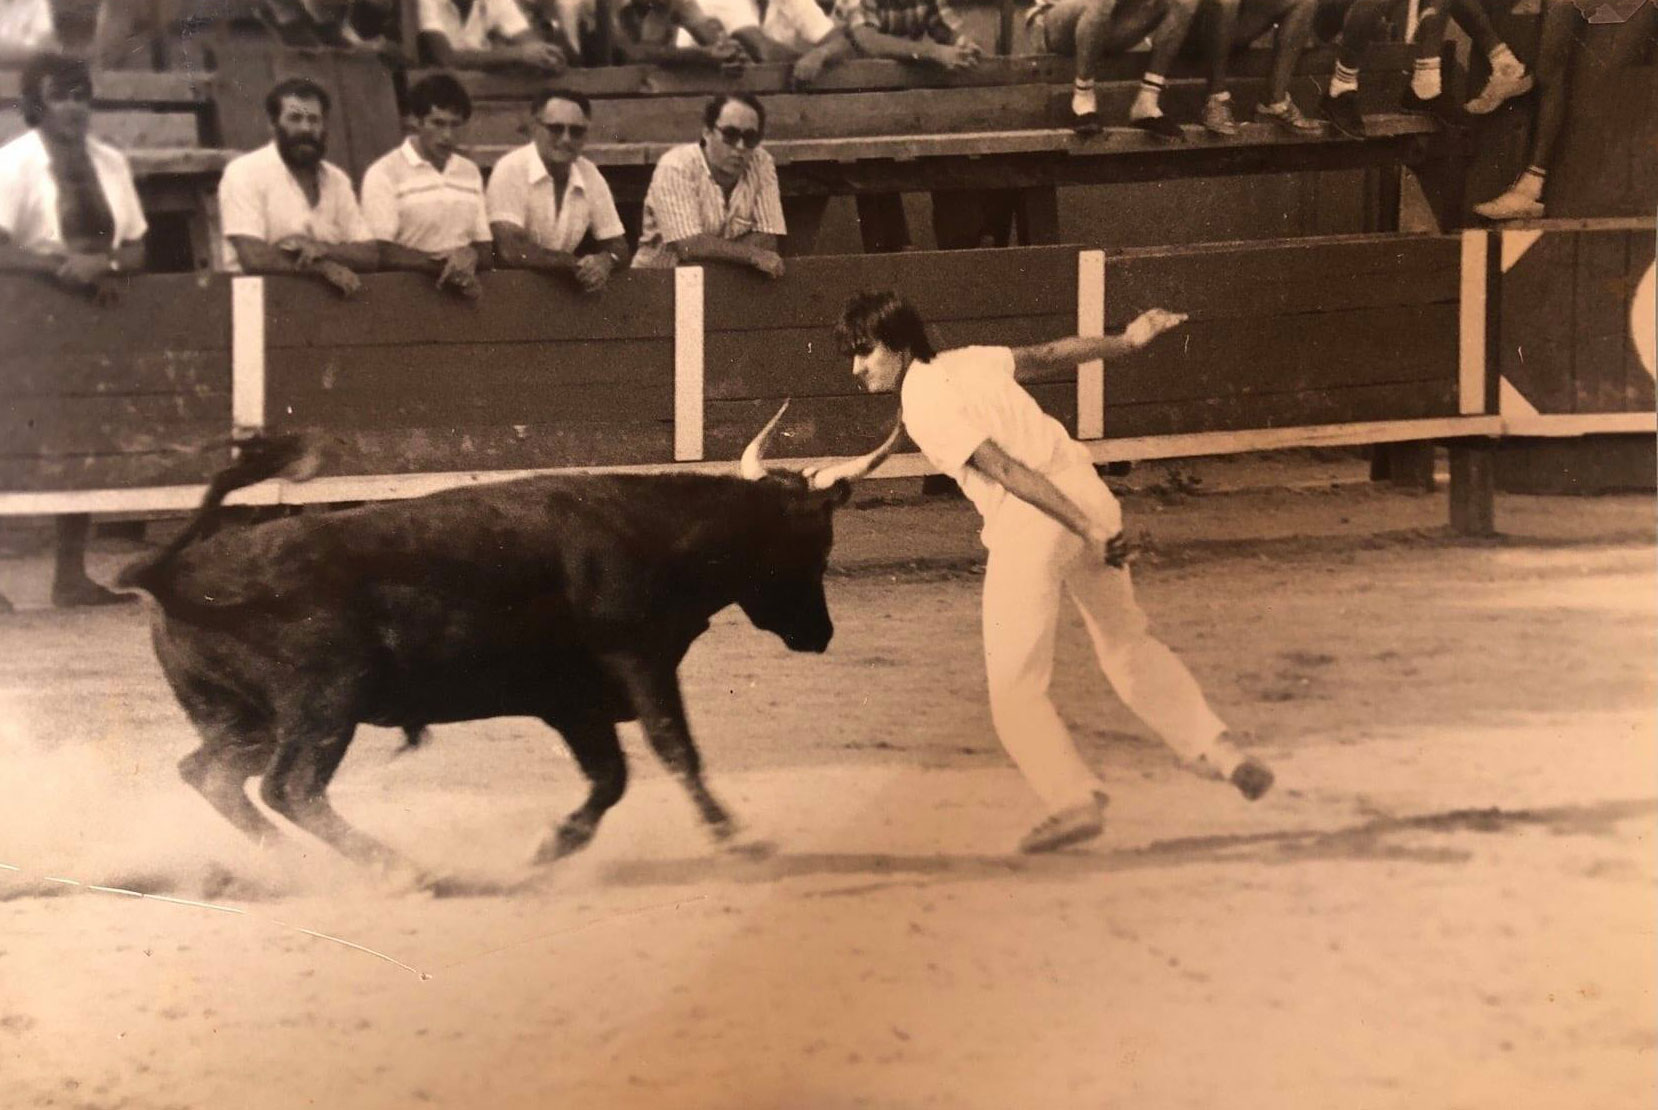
left=1009, top=307, right=1187, bottom=383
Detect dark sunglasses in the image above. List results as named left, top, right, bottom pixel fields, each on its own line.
left=537, top=121, right=589, bottom=140
left=714, top=125, right=762, bottom=149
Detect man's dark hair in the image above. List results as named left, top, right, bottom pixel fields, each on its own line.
left=531, top=87, right=592, bottom=119
left=837, top=290, right=937, bottom=361
left=264, top=77, right=332, bottom=123
left=21, top=53, right=92, bottom=128
left=702, top=91, right=766, bottom=133
left=407, top=73, right=473, bottom=122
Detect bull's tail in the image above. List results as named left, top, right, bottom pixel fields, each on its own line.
left=116, top=434, right=320, bottom=592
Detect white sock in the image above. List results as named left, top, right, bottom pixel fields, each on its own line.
left=1328, top=63, right=1359, bottom=98
left=1131, top=73, right=1166, bottom=119
left=1514, top=165, right=1546, bottom=200
left=1411, top=57, right=1441, bottom=98
left=1489, top=43, right=1520, bottom=73
left=1072, top=77, right=1096, bottom=116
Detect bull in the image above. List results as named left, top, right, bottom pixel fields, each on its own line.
left=118, top=405, right=898, bottom=879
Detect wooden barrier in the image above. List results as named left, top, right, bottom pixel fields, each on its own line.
left=0, top=232, right=1518, bottom=522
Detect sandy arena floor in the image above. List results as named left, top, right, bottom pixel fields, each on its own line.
left=1, top=455, right=1653, bottom=1110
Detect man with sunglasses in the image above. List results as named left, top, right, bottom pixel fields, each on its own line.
left=632, top=92, right=786, bottom=278
left=487, top=88, right=629, bottom=293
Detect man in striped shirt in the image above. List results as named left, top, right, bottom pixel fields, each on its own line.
left=835, top=0, right=983, bottom=69
left=360, top=74, right=493, bottom=299
left=632, top=92, right=786, bottom=278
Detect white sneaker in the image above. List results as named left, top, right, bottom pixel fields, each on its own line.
left=1465, top=66, right=1533, bottom=115
left=1473, top=185, right=1544, bottom=221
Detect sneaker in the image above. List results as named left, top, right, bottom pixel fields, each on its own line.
left=1465, top=67, right=1533, bottom=115
left=1071, top=108, right=1103, bottom=137
left=1201, top=95, right=1239, bottom=136
left=1018, top=794, right=1107, bottom=854
left=1131, top=113, right=1185, bottom=141
left=1399, top=87, right=1456, bottom=120
left=1320, top=90, right=1366, bottom=138
left=1229, top=757, right=1275, bottom=801
left=1472, top=186, right=1544, bottom=221
left=1257, top=97, right=1321, bottom=135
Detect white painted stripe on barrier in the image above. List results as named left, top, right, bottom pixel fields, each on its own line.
left=1501, top=412, right=1657, bottom=437
left=674, top=266, right=705, bottom=462
left=231, top=276, right=265, bottom=430
left=1499, top=376, right=1540, bottom=418
left=1460, top=230, right=1488, bottom=415
left=0, top=417, right=1508, bottom=515
left=1500, top=229, right=1542, bottom=273
left=1076, top=250, right=1106, bottom=441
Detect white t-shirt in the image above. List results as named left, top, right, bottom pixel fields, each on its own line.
left=417, top=0, right=530, bottom=48
left=217, top=142, right=373, bottom=272
left=360, top=139, right=490, bottom=254
left=761, top=0, right=835, bottom=50
left=901, top=345, right=1093, bottom=538
left=485, top=143, right=624, bottom=253
left=0, top=130, right=148, bottom=251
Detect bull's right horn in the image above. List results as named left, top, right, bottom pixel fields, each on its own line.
left=803, top=418, right=903, bottom=490
left=739, top=400, right=791, bottom=481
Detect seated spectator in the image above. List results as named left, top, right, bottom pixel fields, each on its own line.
left=0, top=0, right=59, bottom=65
left=417, top=0, right=567, bottom=72
left=632, top=92, right=786, bottom=278
left=361, top=74, right=493, bottom=299
left=601, top=0, right=748, bottom=70
left=1182, top=0, right=1321, bottom=136
left=217, top=77, right=379, bottom=298
left=757, top=0, right=854, bottom=83
left=1315, top=0, right=1531, bottom=138
left=835, top=0, right=984, bottom=71
left=486, top=88, right=630, bottom=291
left=0, top=53, right=144, bottom=609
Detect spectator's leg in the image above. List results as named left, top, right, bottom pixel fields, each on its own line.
left=1063, top=0, right=1115, bottom=131
left=1473, top=0, right=1574, bottom=219
left=1131, top=0, right=1196, bottom=138
left=1196, top=0, right=1241, bottom=133
left=1260, top=0, right=1316, bottom=107
left=1404, top=4, right=1448, bottom=106
left=51, top=515, right=133, bottom=609
left=1458, top=0, right=1531, bottom=113
left=1318, top=0, right=1385, bottom=136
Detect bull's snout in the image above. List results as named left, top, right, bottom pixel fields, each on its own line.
left=782, top=621, right=833, bottom=654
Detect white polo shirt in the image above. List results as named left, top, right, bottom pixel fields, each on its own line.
left=417, top=0, right=530, bottom=48
left=632, top=141, right=785, bottom=269
left=901, top=345, right=1093, bottom=540
left=360, top=139, right=490, bottom=254
left=485, top=143, right=624, bottom=254
left=217, top=142, right=373, bottom=272
left=0, top=130, right=148, bottom=252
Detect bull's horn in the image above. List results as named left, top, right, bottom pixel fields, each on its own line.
left=739, top=400, right=791, bottom=480
left=804, top=418, right=904, bottom=491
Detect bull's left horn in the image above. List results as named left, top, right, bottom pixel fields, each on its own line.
left=804, top=418, right=904, bottom=491
left=739, top=400, right=791, bottom=480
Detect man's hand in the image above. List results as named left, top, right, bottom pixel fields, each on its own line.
left=574, top=252, right=615, bottom=292
left=517, top=41, right=567, bottom=71
left=710, top=38, right=747, bottom=74
left=277, top=235, right=329, bottom=270
left=437, top=246, right=481, bottom=297
left=791, top=48, right=827, bottom=86
left=1087, top=528, right=1131, bottom=569
left=316, top=259, right=362, bottom=298
left=749, top=248, right=785, bottom=280
left=931, top=40, right=981, bottom=70
left=55, top=252, right=111, bottom=289
left=1124, top=307, right=1187, bottom=349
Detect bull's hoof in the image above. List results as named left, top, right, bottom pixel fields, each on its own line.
left=533, top=820, right=595, bottom=866
left=710, top=820, right=776, bottom=860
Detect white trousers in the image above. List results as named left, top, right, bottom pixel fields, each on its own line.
left=981, top=468, right=1229, bottom=813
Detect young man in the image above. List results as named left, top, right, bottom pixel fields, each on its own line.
left=360, top=74, right=493, bottom=299
left=836, top=0, right=985, bottom=71
left=838, top=290, right=1275, bottom=854
left=416, top=0, right=567, bottom=72
left=217, top=77, right=378, bottom=297
left=486, top=88, right=630, bottom=292
left=632, top=92, right=787, bottom=277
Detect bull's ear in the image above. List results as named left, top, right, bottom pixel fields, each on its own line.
left=812, top=479, right=853, bottom=509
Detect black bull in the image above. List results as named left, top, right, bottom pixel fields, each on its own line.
left=119, top=410, right=899, bottom=875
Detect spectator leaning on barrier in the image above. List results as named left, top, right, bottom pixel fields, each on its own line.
left=632, top=92, right=786, bottom=277
left=835, top=0, right=983, bottom=72
left=607, top=0, right=748, bottom=70
left=361, top=74, right=493, bottom=299
left=486, top=88, right=630, bottom=292
left=217, top=77, right=379, bottom=298
left=417, top=0, right=567, bottom=72
left=757, top=0, right=854, bottom=84
left=0, top=53, right=144, bottom=609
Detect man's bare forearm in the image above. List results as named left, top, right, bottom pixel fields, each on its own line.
left=968, top=440, right=1105, bottom=541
